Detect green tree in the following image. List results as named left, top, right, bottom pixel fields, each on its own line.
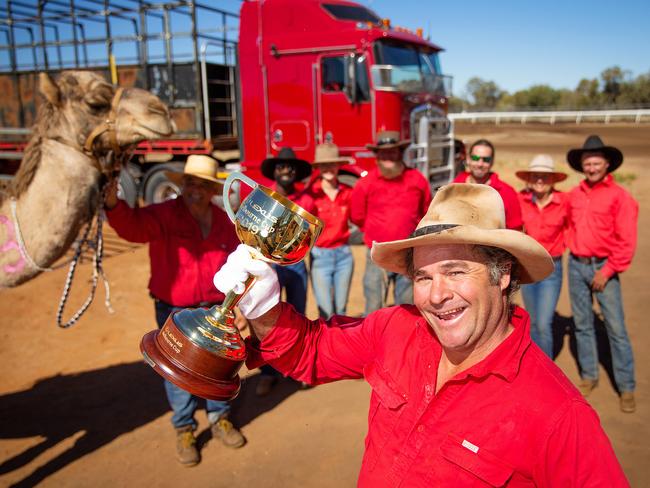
left=509, top=85, right=561, bottom=109
left=465, top=77, right=504, bottom=109
left=574, top=78, right=601, bottom=108
left=617, top=71, right=650, bottom=106
left=600, top=66, right=629, bottom=106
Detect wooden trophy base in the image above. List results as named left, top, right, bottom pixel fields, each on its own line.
left=140, top=310, right=244, bottom=401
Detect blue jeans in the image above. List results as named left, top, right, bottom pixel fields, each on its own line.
left=154, top=300, right=230, bottom=429
left=310, top=245, right=354, bottom=318
left=260, top=261, right=309, bottom=377
left=363, top=248, right=412, bottom=316
left=521, top=257, right=563, bottom=358
left=568, top=254, right=635, bottom=392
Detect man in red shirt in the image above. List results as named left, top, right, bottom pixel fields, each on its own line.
left=214, top=183, right=628, bottom=487
left=566, top=135, right=638, bottom=413
left=256, top=147, right=314, bottom=395
left=454, top=139, right=523, bottom=230
left=351, top=130, right=431, bottom=315
left=307, top=143, right=354, bottom=318
left=106, top=155, right=245, bottom=466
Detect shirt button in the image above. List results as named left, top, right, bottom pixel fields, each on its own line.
left=417, top=425, right=425, bottom=433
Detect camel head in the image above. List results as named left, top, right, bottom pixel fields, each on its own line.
left=38, top=70, right=175, bottom=172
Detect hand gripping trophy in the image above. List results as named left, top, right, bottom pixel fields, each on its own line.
left=140, top=172, right=322, bottom=400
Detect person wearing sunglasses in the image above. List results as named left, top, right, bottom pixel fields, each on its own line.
left=515, top=155, right=569, bottom=359
left=453, top=139, right=523, bottom=230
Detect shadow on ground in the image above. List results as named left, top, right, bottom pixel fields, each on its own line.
left=552, top=311, right=617, bottom=391
left=0, top=363, right=299, bottom=487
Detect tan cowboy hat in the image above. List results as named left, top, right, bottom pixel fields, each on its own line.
left=165, top=155, right=227, bottom=189
left=312, top=143, right=354, bottom=165
left=366, top=130, right=411, bottom=151
left=371, top=184, right=553, bottom=284
left=515, top=154, right=567, bottom=183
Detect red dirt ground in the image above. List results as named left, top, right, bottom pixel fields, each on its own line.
left=1, top=124, right=648, bottom=487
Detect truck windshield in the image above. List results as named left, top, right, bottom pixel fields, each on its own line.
left=371, top=40, right=451, bottom=96
left=322, top=4, right=380, bottom=23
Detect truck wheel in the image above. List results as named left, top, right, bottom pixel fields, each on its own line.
left=142, top=162, right=184, bottom=205
left=117, top=169, right=138, bottom=208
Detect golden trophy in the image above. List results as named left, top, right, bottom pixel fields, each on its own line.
left=140, top=172, right=322, bottom=400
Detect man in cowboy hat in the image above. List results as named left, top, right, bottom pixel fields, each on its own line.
left=351, top=130, right=431, bottom=315
left=213, top=183, right=627, bottom=486
left=515, top=154, right=569, bottom=358
left=105, top=154, right=246, bottom=466
left=454, top=139, right=523, bottom=230
left=565, top=135, right=638, bottom=412
left=256, top=146, right=315, bottom=396
left=307, top=143, right=355, bottom=318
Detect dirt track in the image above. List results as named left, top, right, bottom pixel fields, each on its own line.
left=1, top=123, right=649, bottom=487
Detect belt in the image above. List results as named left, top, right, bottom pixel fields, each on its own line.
left=571, top=253, right=606, bottom=265
left=151, top=293, right=218, bottom=309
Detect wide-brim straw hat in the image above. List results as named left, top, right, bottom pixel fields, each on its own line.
left=566, top=135, right=623, bottom=173
left=261, top=147, right=312, bottom=180
left=515, top=154, right=567, bottom=183
left=366, top=130, right=410, bottom=151
left=312, top=142, right=354, bottom=165
left=371, top=183, right=553, bottom=284
left=165, top=154, right=226, bottom=190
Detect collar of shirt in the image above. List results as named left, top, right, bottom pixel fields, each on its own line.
left=579, top=173, right=613, bottom=193
left=520, top=189, right=562, bottom=206
left=456, top=171, right=502, bottom=187
left=416, top=305, right=531, bottom=385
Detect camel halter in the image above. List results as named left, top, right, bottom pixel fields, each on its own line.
left=5, top=190, right=113, bottom=328
left=83, top=87, right=125, bottom=172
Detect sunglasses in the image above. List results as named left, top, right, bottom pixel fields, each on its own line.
left=528, top=173, right=554, bottom=183
left=470, top=154, right=493, bottom=163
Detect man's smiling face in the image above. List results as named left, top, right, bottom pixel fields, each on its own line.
left=412, top=244, right=510, bottom=357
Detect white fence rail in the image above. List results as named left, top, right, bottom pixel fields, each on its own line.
left=449, top=109, right=650, bottom=125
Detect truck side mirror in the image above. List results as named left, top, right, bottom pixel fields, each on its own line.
left=344, top=53, right=358, bottom=104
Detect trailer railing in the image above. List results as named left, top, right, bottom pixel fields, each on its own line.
left=449, top=109, right=650, bottom=125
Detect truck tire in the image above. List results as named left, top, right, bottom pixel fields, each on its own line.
left=117, top=169, right=138, bottom=208
left=142, top=162, right=184, bottom=205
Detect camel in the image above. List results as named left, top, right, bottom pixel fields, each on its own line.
left=0, top=71, right=174, bottom=287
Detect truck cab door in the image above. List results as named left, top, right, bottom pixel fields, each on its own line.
left=317, top=53, right=372, bottom=153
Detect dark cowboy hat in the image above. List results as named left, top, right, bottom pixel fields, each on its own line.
left=366, top=130, right=411, bottom=151
left=566, top=135, right=623, bottom=173
left=261, top=147, right=312, bottom=180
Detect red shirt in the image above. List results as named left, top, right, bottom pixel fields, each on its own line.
left=106, top=199, right=239, bottom=307
left=567, top=175, right=638, bottom=279
left=454, top=172, right=523, bottom=230
left=246, top=304, right=627, bottom=487
left=350, top=168, right=431, bottom=248
left=518, top=190, right=568, bottom=258
left=307, top=179, right=353, bottom=248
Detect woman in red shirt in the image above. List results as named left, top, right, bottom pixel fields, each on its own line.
left=516, top=154, right=569, bottom=358
left=307, top=143, right=355, bottom=318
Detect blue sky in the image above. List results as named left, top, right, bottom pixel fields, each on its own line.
left=366, top=0, right=650, bottom=97
left=3, top=0, right=648, bottom=99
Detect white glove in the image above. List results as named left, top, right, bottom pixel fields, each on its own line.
left=213, top=244, right=280, bottom=319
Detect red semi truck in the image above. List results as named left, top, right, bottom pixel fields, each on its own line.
left=0, top=0, right=454, bottom=203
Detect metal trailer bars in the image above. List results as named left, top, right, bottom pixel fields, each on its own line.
left=0, top=0, right=241, bottom=137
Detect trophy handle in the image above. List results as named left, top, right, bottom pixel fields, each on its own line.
left=223, top=172, right=259, bottom=223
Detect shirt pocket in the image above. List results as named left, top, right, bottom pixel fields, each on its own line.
left=362, top=361, right=408, bottom=470
left=438, top=433, right=514, bottom=487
